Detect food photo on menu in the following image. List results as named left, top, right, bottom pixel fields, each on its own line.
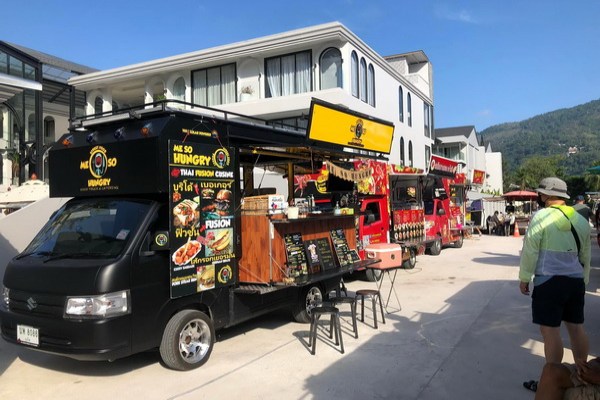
left=205, top=228, right=233, bottom=256
left=172, top=239, right=202, bottom=266
left=197, top=264, right=215, bottom=291
left=172, top=198, right=200, bottom=227
left=201, top=189, right=232, bottom=219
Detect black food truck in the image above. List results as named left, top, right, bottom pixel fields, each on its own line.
left=0, top=99, right=394, bottom=370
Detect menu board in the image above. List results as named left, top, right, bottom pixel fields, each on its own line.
left=330, top=228, right=360, bottom=267
left=305, top=237, right=337, bottom=272
left=169, top=140, right=236, bottom=299
left=284, top=232, right=308, bottom=277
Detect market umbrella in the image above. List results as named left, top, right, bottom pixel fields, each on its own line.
left=587, top=165, right=600, bottom=175
left=502, top=190, right=538, bottom=201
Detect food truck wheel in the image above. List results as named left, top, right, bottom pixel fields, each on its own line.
left=293, top=285, right=324, bottom=323
left=453, top=234, right=464, bottom=248
left=160, top=310, right=214, bottom=370
left=429, top=237, right=442, bottom=256
left=402, top=248, right=416, bottom=269
left=365, top=269, right=383, bottom=282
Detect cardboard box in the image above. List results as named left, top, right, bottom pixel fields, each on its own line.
left=242, top=194, right=285, bottom=214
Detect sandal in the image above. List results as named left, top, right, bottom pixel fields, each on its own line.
left=523, top=380, right=538, bottom=392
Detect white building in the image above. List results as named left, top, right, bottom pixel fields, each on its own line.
left=68, top=22, right=434, bottom=171
left=433, top=125, right=503, bottom=195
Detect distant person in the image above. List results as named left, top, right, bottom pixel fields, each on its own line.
left=573, top=195, right=591, bottom=222
left=519, top=177, right=591, bottom=393
left=506, top=202, right=515, bottom=214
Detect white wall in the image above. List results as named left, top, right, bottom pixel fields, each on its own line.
left=484, top=152, right=503, bottom=193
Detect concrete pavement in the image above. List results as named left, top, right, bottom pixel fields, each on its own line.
left=0, top=232, right=598, bottom=400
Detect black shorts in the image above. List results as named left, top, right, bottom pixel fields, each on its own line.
left=531, top=276, right=585, bottom=327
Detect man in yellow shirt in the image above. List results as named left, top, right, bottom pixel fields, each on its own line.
left=519, top=177, right=591, bottom=393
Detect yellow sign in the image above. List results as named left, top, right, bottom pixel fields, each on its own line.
left=307, top=102, right=394, bottom=154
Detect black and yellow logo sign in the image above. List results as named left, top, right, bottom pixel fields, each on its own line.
left=80, top=146, right=118, bottom=188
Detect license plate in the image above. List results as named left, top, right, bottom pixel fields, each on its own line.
left=17, top=325, right=39, bottom=347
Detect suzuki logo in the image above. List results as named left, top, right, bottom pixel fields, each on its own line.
left=26, top=297, right=38, bottom=311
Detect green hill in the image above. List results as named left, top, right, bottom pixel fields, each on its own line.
left=479, top=98, right=600, bottom=176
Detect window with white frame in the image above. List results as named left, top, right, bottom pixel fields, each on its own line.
left=94, top=96, right=103, bottom=115
left=359, top=58, right=367, bottom=102
left=400, top=137, right=405, bottom=165
left=173, top=77, right=186, bottom=102
left=320, top=48, right=342, bottom=90
left=265, top=50, right=311, bottom=97
left=424, top=103, right=430, bottom=137
left=367, top=64, right=375, bottom=106
left=351, top=51, right=359, bottom=97
left=425, top=145, right=431, bottom=167
left=192, top=63, right=236, bottom=107
left=399, top=86, right=404, bottom=122
left=408, top=140, right=413, bottom=166
left=407, top=92, right=412, bottom=127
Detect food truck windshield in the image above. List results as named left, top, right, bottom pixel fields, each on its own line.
left=19, top=198, right=153, bottom=261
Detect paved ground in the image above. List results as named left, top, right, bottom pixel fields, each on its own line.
left=1, top=232, right=599, bottom=400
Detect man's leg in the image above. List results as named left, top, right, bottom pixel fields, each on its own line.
left=540, top=325, right=564, bottom=363
left=535, top=363, right=574, bottom=400
left=565, top=322, right=589, bottom=366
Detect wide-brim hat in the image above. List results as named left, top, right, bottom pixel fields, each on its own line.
left=535, top=177, right=570, bottom=199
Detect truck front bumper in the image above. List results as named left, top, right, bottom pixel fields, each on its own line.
left=0, top=307, right=132, bottom=362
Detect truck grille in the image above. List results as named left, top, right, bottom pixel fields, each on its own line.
left=8, top=289, right=65, bottom=318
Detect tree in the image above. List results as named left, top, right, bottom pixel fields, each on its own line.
left=511, top=155, right=564, bottom=190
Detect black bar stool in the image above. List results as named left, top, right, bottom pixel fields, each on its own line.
left=309, top=305, right=344, bottom=355
left=328, top=295, right=358, bottom=338
left=356, top=289, right=385, bottom=329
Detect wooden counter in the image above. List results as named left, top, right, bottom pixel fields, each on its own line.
left=238, top=213, right=356, bottom=284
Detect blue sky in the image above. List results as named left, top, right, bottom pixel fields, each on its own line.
left=2, top=0, right=599, bottom=131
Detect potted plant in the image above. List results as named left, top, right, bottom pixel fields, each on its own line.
left=240, top=86, right=254, bottom=101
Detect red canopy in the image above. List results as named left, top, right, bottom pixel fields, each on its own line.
left=503, top=190, right=538, bottom=201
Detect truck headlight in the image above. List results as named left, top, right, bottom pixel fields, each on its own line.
left=65, top=290, right=130, bottom=318
left=1, top=285, right=9, bottom=309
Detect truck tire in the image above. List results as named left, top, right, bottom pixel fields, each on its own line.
left=365, top=268, right=383, bottom=282
left=160, top=310, right=214, bottom=371
left=453, top=234, right=464, bottom=248
left=292, top=285, right=323, bottom=323
left=402, top=247, right=416, bottom=269
left=429, top=237, right=442, bottom=256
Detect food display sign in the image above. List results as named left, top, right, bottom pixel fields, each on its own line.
left=330, top=228, right=360, bottom=267
left=284, top=233, right=308, bottom=277
left=169, top=140, right=236, bottom=299
left=305, top=237, right=336, bottom=272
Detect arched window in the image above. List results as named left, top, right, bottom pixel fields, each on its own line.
left=367, top=64, right=375, bottom=106
left=400, top=137, right=405, bottom=165
left=408, top=141, right=413, bottom=166
left=173, top=77, right=186, bottom=101
left=359, top=58, right=367, bottom=102
left=351, top=51, right=359, bottom=98
left=44, top=116, right=55, bottom=144
left=320, top=48, right=342, bottom=90
left=94, top=96, right=103, bottom=115
left=407, top=92, right=412, bottom=127
left=399, top=87, right=404, bottom=122
left=28, top=114, right=36, bottom=141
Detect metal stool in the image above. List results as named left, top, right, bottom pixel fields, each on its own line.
left=328, top=296, right=358, bottom=338
left=356, top=289, right=386, bottom=329
left=309, top=305, right=344, bottom=355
